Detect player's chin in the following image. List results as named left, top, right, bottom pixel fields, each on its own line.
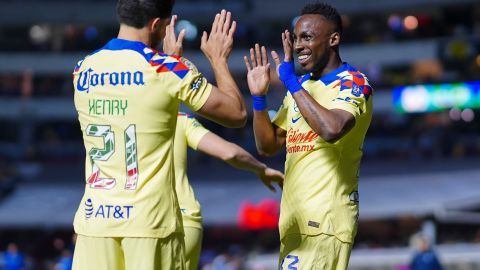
left=299, top=63, right=314, bottom=74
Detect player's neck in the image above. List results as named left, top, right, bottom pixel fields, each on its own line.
left=312, top=55, right=342, bottom=79
left=117, top=24, right=151, bottom=47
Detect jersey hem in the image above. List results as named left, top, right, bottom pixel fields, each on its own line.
left=280, top=230, right=354, bottom=244
left=181, top=219, right=203, bottom=229
left=74, top=228, right=183, bottom=239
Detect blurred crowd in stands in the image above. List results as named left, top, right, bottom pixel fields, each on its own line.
left=0, top=2, right=479, bottom=52
left=2, top=226, right=480, bottom=270
left=0, top=235, right=74, bottom=270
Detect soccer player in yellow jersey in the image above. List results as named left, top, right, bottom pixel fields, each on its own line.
left=72, top=0, right=247, bottom=268
left=244, top=3, right=373, bottom=269
left=174, top=112, right=284, bottom=270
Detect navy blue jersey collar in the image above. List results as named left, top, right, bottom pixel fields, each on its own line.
left=96, top=38, right=162, bottom=62
left=103, top=38, right=149, bottom=52
left=300, top=63, right=351, bottom=85
left=76, top=39, right=158, bottom=72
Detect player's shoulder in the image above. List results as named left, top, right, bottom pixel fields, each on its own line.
left=178, top=112, right=195, bottom=119
left=334, top=64, right=370, bottom=85
left=178, top=112, right=202, bottom=128
left=335, top=64, right=373, bottom=100
left=73, top=39, right=146, bottom=73
left=148, top=53, right=200, bottom=80
left=338, top=64, right=370, bottom=82
left=178, top=112, right=199, bottom=123
left=73, top=46, right=105, bottom=73
left=72, top=39, right=189, bottom=74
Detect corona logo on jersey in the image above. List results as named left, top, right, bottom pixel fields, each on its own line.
left=77, top=68, right=145, bottom=92
left=286, top=128, right=318, bottom=153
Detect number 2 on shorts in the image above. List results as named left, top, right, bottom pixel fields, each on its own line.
left=281, top=255, right=299, bottom=270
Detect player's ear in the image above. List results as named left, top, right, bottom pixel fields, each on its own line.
left=150, top=18, right=162, bottom=33
left=329, top=32, right=340, bottom=47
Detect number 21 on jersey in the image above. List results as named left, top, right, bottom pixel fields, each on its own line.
left=86, top=124, right=139, bottom=190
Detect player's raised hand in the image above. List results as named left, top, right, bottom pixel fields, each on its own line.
left=201, top=9, right=236, bottom=63
left=163, top=15, right=186, bottom=56
left=257, top=167, right=284, bottom=192
left=244, top=43, right=271, bottom=96
left=272, top=30, right=303, bottom=94
left=271, top=30, right=294, bottom=76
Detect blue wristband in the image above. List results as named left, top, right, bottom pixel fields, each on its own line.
left=252, top=95, right=268, bottom=111
left=279, top=61, right=303, bottom=94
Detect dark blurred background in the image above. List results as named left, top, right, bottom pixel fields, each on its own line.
left=0, top=0, right=480, bottom=269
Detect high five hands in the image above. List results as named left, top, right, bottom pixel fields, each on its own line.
left=245, top=30, right=302, bottom=96
left=201, top=9, right=237, bottom=63
left=163, top=15, right=186, bottom=56
left=271, top=30, right=294, bottom=75
left=163, top=9, right=237, bottom=64
left=244, top=44, right=271, bottom=96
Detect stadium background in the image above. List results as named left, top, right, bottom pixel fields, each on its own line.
left=0, top=0, right=480, bottom=269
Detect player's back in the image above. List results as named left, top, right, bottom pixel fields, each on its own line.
left=72, top=38, right=211, bottom=238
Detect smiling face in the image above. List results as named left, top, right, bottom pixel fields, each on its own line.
left=293, top=14, right=340, bottom=77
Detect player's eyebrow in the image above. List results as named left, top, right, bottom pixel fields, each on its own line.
left=293, top=30, right=312, bottom=39
left=298, top=30, right=315, bottom=39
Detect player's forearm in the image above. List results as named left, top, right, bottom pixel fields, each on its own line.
left=253, top=110, right=281, bottom=156
left=293, top=90, right=350, bottom=143
left=210, top=59, right=247, bottom=120
left=223, top=143, right=267, bottom=175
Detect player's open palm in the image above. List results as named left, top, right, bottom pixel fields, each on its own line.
left=244, top=44, right=271, bottom=96
left=271, top=30, right=294, bottom=77
left=258, top=167, right=284, bottom=192
left=201, top=9, right=236, bottom=62
left=163, top=15, right=186, bottom=56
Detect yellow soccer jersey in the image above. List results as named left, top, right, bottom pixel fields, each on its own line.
left=272, top=63, right=373, bottom=243
left=174, top=113, right=210, bottom=229
left=72, top=38, right=212, bottom=238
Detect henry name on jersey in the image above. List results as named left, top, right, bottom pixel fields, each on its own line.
left=88, top=99, right=128, bottom=116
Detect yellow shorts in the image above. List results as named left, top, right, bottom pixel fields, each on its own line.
left=72, top=233, right=185, bottom=270
left=279, top=233, right=352, bottom=270
left=184, top=227, right=203, bottom=270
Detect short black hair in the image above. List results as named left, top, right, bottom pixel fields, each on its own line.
left=301, top=2, right=342, bottom=34
left=117, top=0, right=175, bottom=28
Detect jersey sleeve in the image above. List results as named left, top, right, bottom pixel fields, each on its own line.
left=185, top=115, right=210, bottom=150
left=272, top=95, right=289, bottom=130
left=328, top=78, right=372, bottom=118
left=162, top=56, right=213, bottom=111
